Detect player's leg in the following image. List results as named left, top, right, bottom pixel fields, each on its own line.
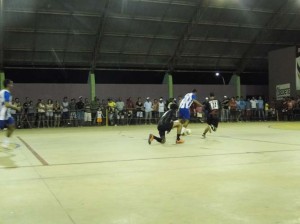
left=172, top=120, right=184, bottom=143
left=202, top=115, right=212, bottom=138
left=2, top=118, right=16, bottom=148
left=178, top=108, right=190, bottom=134
left=148, top=128, right=165, bottom=144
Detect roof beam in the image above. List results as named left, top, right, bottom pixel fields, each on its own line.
left=143, top=0, right=175, bottom=65
left=235, top=1, right=291, bottom=74
left=0, top=0, right=4, bottom=69
left=90, top=0, right=110, bottom=72
left=166, top=0, right=210, bottom=71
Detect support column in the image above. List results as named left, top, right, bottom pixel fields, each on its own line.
left=0, top=70, right=5, bottom=89
left=88, top=71, right=96, bottom=101
left=229, top=73, right=241, bottom=97
left=163, top=72, right=173, bottom=99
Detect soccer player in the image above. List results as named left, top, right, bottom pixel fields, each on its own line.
left=178, top=89, right=203, bottom=134
left=148, top=103, right=184, bottom=144
left=202, top=92, right=221, bottom=138
left=0, top=79, right=21, bottom=148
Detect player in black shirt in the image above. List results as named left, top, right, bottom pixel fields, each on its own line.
left=202, top=93, right=221, bottom=138
left=148, top=103, right=184, bottom=144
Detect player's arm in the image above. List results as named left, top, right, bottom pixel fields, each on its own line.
left=3, top=92, right=21, bottom=111
left=4, top=102, right=21, bottom=111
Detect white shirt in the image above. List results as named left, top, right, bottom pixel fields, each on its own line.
left=250, top=99, right=257, bottom=109
left=158, top=102, right=165, bottom=113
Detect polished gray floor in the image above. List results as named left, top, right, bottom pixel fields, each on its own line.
left=0, top=122, right=300, bottom=224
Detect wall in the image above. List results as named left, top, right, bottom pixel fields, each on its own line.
left=12, top=83, right=268, bottom=102
left=268, top=46, right=296, bottom=99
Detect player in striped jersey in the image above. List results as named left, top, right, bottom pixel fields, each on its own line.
left=0, top=79, right=21, bottom=148
left=178, top=89, right=203, bottom=134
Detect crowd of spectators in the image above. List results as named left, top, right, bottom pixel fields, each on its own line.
left=10, top=95, right=300, bottom=129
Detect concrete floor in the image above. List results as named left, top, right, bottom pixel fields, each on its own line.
left=0, top=122, right=300, bottom=224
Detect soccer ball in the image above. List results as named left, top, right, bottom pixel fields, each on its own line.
left=185, top=129, right=192, bottom=135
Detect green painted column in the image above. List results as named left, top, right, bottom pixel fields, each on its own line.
left=88, top=71, right=96, bottom=101
left=0, top=71, right=5, bottom=89
left=163, top=72, right=174, bottom=98
left=229, top=73, right=241, bottom=97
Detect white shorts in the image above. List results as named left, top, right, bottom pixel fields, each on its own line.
left=84, top=112, right=92, bottom=122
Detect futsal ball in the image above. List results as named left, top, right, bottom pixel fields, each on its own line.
left=185, top=129, right=192, bottom=135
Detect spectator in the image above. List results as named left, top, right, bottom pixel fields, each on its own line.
left=144, top=97, right=153, bottom=124
left=46, top=99, right=54, bottom=127
left=84, top=98, right=92, bottom=126
left=76, top=96, right=85, bottom=126
left=62, top=97, right=70, bottom=126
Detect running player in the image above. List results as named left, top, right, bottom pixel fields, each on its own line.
left=178, top=89, right=203, bottom=134
left=202, top=92, right=221, bottom=138
left=148, top=103, right=184, bottom=144
left=0, top=79, right=21, bottom=148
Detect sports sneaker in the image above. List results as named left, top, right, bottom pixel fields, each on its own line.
left=1, top=142, right=9, bottom=149
left=176, top=139, right=185, bottom=144
left=210, top=125, right=216, bottom=132
left=202, top=133, right=206, bottom=138
left=148, top=134, right=154, bottom=144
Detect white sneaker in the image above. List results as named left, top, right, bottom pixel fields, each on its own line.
left=1, top=142, right=9, bottom=149
left=1, top=138, right=10, bottom=148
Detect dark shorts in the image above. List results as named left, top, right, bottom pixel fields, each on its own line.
left=179, top=108, right=190, bottom=120
left=157, top=122, right=173, bottom=138
left=207, top=114, right=219, bottom=128
left=0, top=117, right=15, bottom=129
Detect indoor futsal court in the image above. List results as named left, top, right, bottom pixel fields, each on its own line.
left=1, top=122, right=299, bottom=224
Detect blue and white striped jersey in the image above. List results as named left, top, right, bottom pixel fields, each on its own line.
left=179, top=93, right=196, bottom=109
left=0, top=89, right=12, bottom=120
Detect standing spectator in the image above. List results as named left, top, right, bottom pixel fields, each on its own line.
left=76, top=96, right=85, bottom=126
left=126, top=97, right=135, bottom=124
left=22, top=97, right=31, bottom=128
left=239, top=96, right=246, bottom=121
left=152, top=99, right=159, bottom=123
left=144, top=97, right=153, bottom=124
left=61, top=97, right=70, bottom=126
left=84, top=98, right=92, bottom=126
left=257, top=96, right=265, bottom=121
left=221, top=96, right=229, bottom=122
left=69, top=98, right=77, bottom=127
left=229, top=97, right=237, bottom=122
left=27, top=101, right=36, bottom=128
left=96, top=107, right=103, bottom=126
left=158, top=98, right=165, bottom=118
left=45, top=99, right=54, bottom=127
left=135, top=97, right=143, bottom=124
left=10, top=99, right=17, bottom=127
left=91, top=97, right=99, bottom=125
left=116, top=97, right=125, bottom=125
left=250, top=97, right=258, bottom=121
left=245, top=98, right=251, bottom=121
left=37, top=99, right=46, bottom=128
left=265, top=100, right=270, bottom=120
left=107, top=98, right=116, bottom=126
left=53, top=100, right=62, bottom=127
left=14, top=98, right=22, bottom=128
